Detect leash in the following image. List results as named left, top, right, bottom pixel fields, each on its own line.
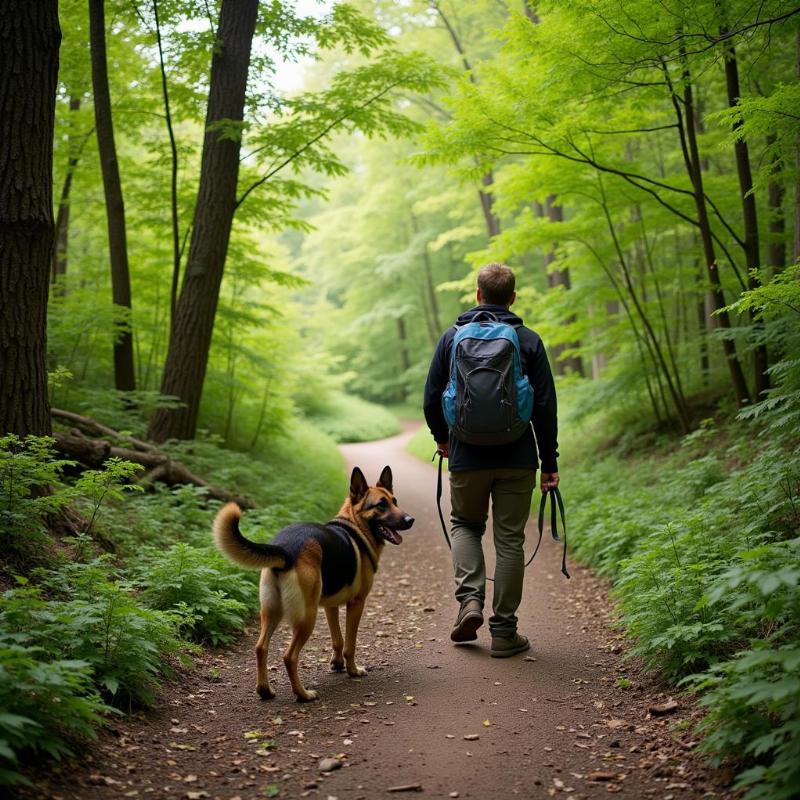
left=433, top=451, right=570, bottom=580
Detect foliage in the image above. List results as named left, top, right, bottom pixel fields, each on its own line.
left=303, top=391, right=402, bottom=442
left=133, top=543, right=254, bottom=645
left=0, top=635, right=110, bottom=786
left=0, top=436, right=73, bottom=563
left=2, top=562, right=191, bottom=707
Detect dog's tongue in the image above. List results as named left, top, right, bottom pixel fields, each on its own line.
left=385, top=529, right=403, bottom=545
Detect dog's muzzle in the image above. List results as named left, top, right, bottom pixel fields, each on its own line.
left=375, top=515, right=414, bottom=545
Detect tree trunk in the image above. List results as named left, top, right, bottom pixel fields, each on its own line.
left=0, top=1, right=61, bottom=437
left=543, top=197, right=584, bottom=376
left=153, top=0, right=182, bottom=327
left=677, top=63, right=751, bottom=406
left=478, top=171, right=500, bottom=237
left=795, top=30, right=800, bottom=266
left=722, top=38, right=770, bottom=397
left=766, top=135, right=786, bottom=272
left=397, top=317, right=411, bottom=373
left=52, top=95, right=84, bottom=293
left=432, top=2, right=500, bottom=238
left=89, top=0, right=136, bottom=392
left=148, top=0, right=259, bottom=443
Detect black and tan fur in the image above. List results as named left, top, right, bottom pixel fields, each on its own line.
left=213, top=465, right=414, bottom=702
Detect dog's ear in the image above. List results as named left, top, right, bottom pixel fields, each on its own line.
left=350, top=467, right=369, bottom=503
left=377, top=465, right=393, bottom=493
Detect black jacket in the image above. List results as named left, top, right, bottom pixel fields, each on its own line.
left=422, top=305, right=559, bottom=473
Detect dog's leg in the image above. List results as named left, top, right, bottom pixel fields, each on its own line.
left=344, top=598, right=367, bottom=677
left=256, top=572, right=282, bottom=700
left=284, top=606, right=319, bottom=702
left=325, top=607, right=345, bottom=672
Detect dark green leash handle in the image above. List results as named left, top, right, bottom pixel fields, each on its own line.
left=534, top=484, right=570, bottom=579
left=433, top=451, right=570, bottom=580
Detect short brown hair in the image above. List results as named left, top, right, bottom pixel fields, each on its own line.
left=477, top=263, right=515, bottom=305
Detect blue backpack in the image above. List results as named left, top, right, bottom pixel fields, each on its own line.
left=442, top=311, right=534, bottom=445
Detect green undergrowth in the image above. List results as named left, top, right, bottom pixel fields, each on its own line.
left=0, top=420, right=345, bottom=786
left=302, top=391, right=402, bottom=442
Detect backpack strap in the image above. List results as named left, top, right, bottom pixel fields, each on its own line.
left=469, top=310, right=499, bottom=323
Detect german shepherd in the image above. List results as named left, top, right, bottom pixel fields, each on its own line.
left=213, top=465, right=414, bottom=702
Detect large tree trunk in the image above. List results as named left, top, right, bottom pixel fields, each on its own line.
left=0, top=1, right=61, bottom=437
left=52, top=95, right=84, bottom=294
left=722, top=38, right=770, bottom=397
left=89, top=0, right=136, bottom=392
left=148, top=0, right=259, bottom=443
left=678, top=63, right=751, bottom=406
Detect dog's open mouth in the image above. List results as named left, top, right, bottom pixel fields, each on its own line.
left=373, top=522, right=403, bottom=545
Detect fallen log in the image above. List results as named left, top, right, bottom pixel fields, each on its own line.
left=52, top=407, right=152, bottom=452
left=51, top=416, right=253, bottom=509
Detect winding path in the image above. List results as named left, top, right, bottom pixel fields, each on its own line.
left=31, top=423, right=728, bottom=800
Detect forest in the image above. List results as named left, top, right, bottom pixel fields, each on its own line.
left=1, top=0, right=799, bottom=797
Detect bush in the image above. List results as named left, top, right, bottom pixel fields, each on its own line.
left=0, top=635, right=111, bottom=786
left=133, top=543, right=256, bottom=645
left=0, top=436, right=74, bottom=565
left=2, top=561, right=192, bottom=707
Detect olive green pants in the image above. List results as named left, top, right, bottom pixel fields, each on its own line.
left=449, top=468, right=536, bottom=636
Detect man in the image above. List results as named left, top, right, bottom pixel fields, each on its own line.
left=423, top=263, right=559, bottom=657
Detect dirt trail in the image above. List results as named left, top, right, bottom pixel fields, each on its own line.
left=30, top=423, right=729, bottom=800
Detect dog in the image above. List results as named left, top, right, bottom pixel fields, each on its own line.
left=213, top=465, right=414, bottom=702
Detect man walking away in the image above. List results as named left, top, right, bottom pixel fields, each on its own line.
left=423, top=263, right=559, bottom=657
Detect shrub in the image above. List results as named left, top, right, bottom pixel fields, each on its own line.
left=2, top=561, right=192, bottom=707
left=133, top=543, right=256, bottom=645
left=0, top=436, right=73, bottom=564
left=0, top=635, right=111, bottom=786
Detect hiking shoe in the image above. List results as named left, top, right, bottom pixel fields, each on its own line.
left=490, top=632, right=530, bottom=658
left=450, top=599, right=484, bottom=642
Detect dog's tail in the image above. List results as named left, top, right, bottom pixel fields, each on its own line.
left=213, top=503, right=288, bottom=570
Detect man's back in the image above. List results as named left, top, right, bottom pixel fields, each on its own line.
left=423, top=304, right=559, bottom=474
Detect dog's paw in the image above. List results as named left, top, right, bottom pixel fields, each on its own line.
left=347, top=665, right=367, bottom=677
left=296, top=689, right=318, bottom=703
left=256, top=684, right=275, bottom=700
left=330, top=658, right=345, bottom=672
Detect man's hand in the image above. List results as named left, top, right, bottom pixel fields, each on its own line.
left=437, top=441, right=449, bottom=458
left=540, top=472, right=559, bottom=494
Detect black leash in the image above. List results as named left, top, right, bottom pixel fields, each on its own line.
left=433, top=451, right=570, bottom=580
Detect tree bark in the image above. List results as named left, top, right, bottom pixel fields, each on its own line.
left=0, top=1, right=61, bottom=437
left=89, top=0, right=136, bottom=392
left=722, top=37, right=769, bottom=396
left=148, top=0, right=259, bottom=442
